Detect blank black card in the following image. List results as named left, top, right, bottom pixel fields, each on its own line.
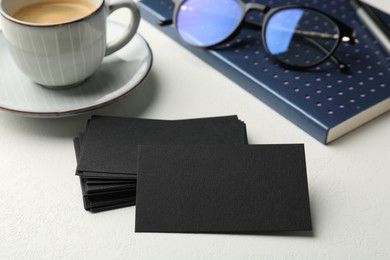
left=135, top=144, right=312, bottom=233
left=77, top=115, right=247, bottom=176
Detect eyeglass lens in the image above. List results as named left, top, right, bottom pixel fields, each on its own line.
left=264, top=8, right=340, bottom=68
left=175, top=0, right=242, bottom=47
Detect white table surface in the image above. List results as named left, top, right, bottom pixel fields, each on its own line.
left=1, top=1, right=390, bottom=259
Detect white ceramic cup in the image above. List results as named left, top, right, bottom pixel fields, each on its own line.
left=0, top=0, right=140, bottom=89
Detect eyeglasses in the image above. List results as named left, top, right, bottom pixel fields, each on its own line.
left=166, top=0, right=358, bottom=71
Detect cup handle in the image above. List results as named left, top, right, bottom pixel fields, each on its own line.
left=105, top=0, right=140, bottom=56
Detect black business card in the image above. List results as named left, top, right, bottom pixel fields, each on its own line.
left=135, top=144, right=312, bottom=233
left=77, top=115, right=247, bottom=176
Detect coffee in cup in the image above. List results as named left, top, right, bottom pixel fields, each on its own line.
left=0, top=0, right=140, bottom=89
left=12, top=0, right=96, bottom=24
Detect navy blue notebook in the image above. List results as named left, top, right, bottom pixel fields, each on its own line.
left=140, top=0, right=390, bottom=144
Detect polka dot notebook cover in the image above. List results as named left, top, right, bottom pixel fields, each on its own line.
left=140, top=0, right=390, bottom=144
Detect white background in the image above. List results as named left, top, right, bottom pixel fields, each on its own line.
left=1, top=0, right=390, bottom=259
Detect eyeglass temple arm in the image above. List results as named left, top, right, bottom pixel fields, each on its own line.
left=242, top=20, right=349, bottom=71
left=159, top=18, right=347, bottom=70
left=244, top=20, right=357, bottom=44
left=302, top=37, right=349, bottom=71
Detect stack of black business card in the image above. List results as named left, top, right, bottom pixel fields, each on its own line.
left=74, top=115, right=312, bottom=233
left=74, top=115, right=248, bottom=213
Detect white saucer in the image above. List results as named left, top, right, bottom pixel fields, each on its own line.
left=0, top=21, right=153, bottom=117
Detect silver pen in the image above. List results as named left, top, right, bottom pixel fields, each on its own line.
left=350, top=0, right=390, bottom=56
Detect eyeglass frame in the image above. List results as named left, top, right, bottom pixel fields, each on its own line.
left=169, top=0, right=358, bottom=71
